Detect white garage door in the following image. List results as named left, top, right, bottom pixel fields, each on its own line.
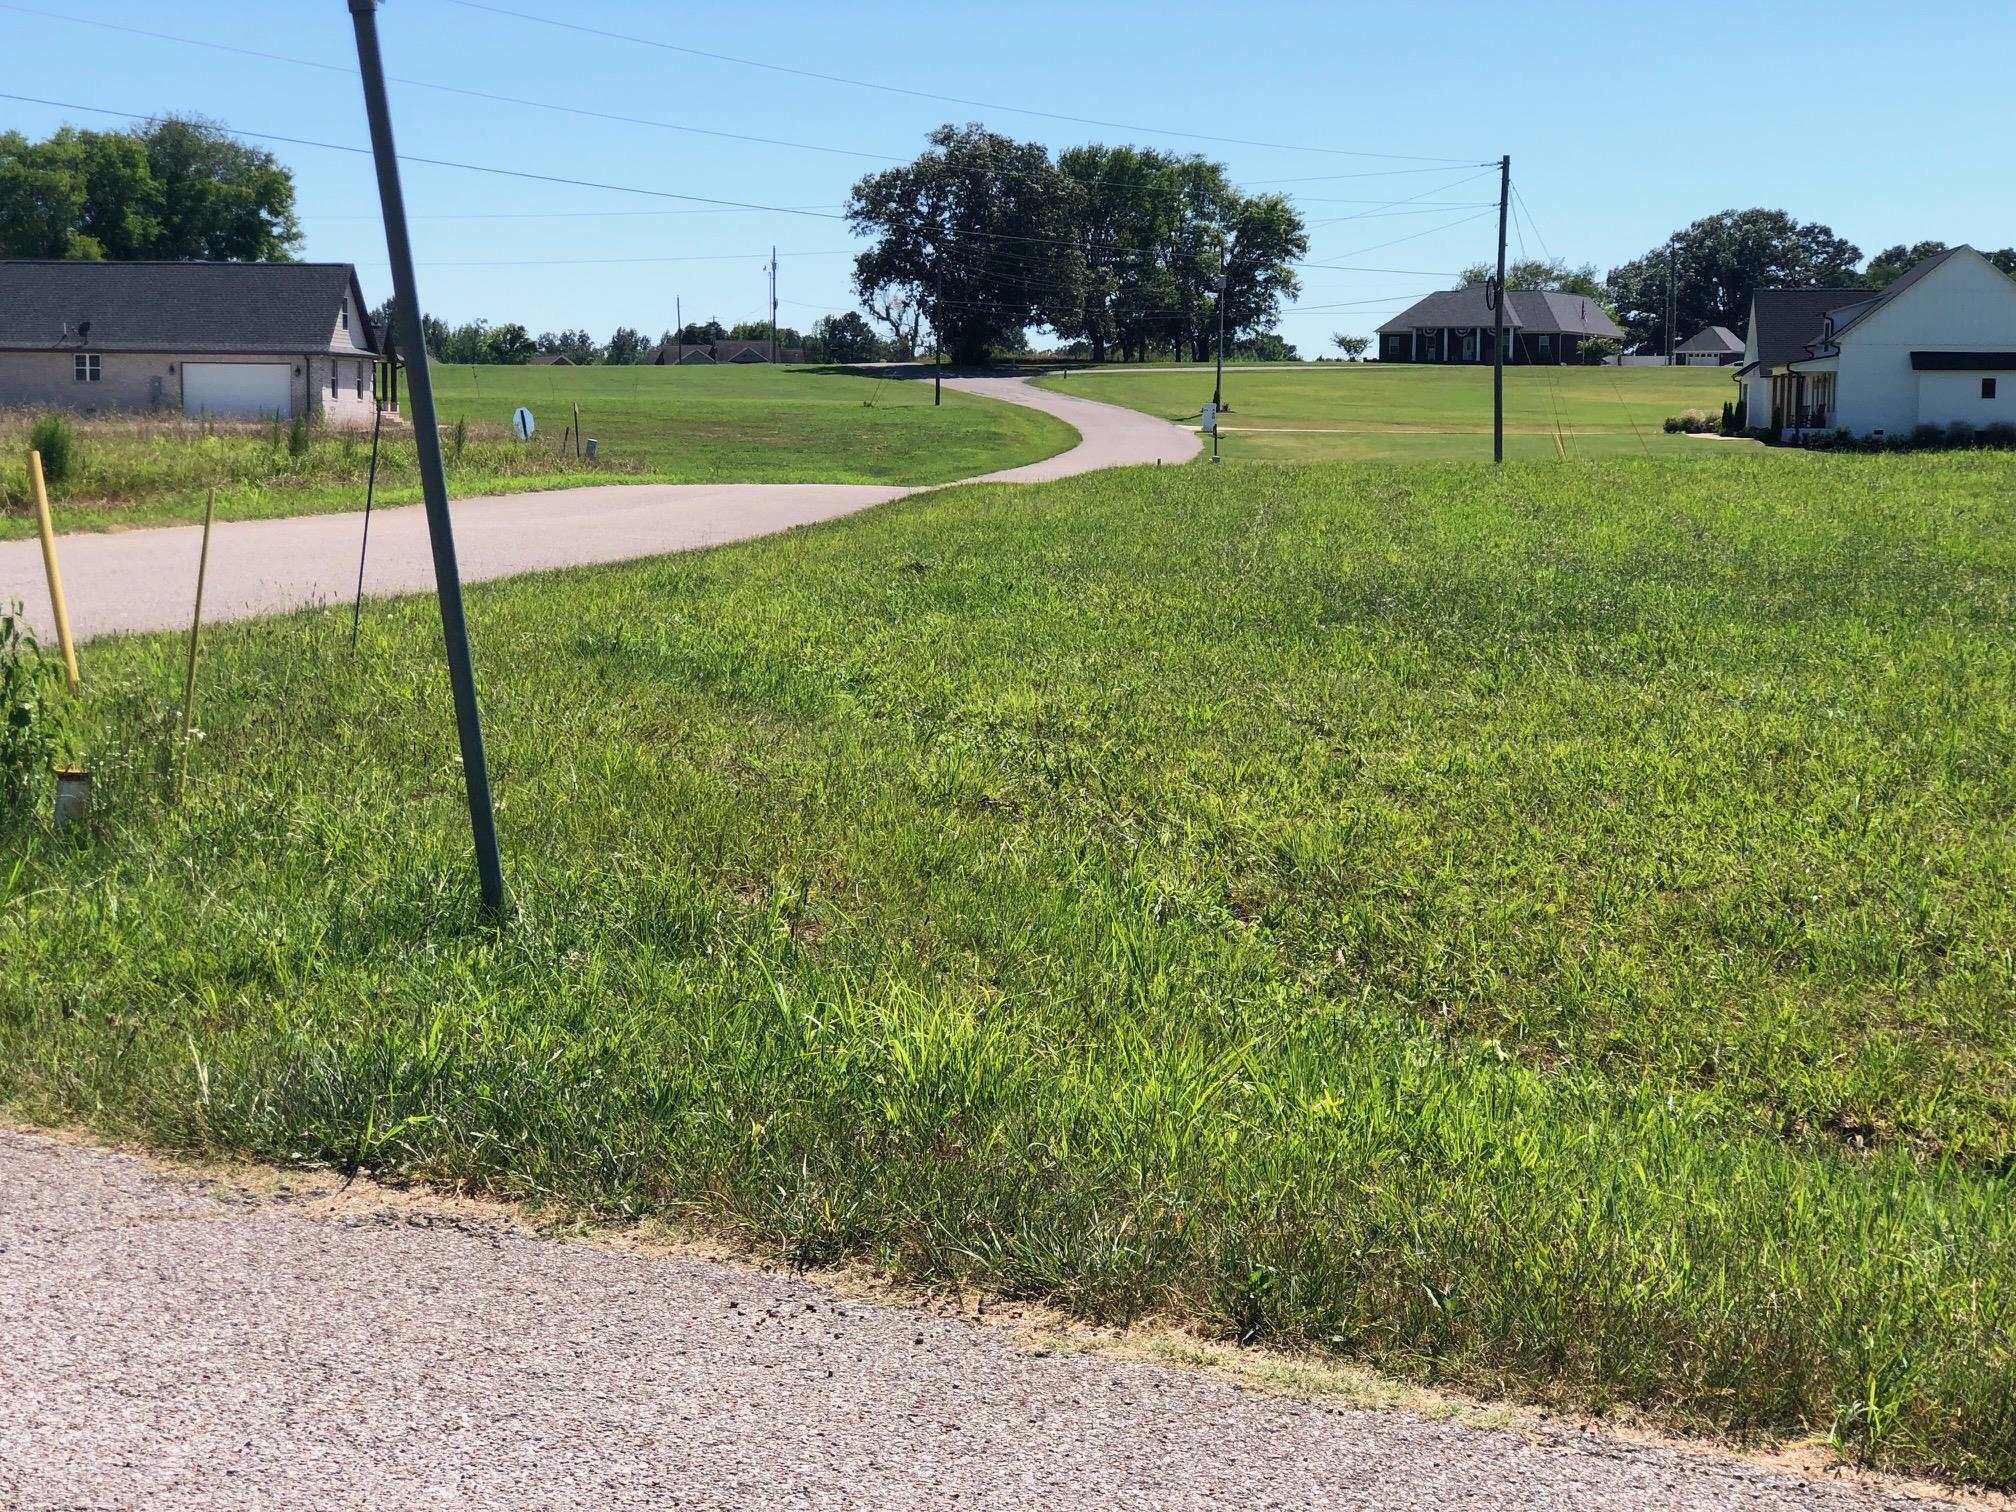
left=182, top=362, right=292, bottom=419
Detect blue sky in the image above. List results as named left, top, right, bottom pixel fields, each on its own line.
left=6, top=0, right=2013, bottom=355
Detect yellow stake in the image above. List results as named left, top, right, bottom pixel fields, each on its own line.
left=26, top=450, right=79, bottom=693
left=177, top=488, right=218, bottom=799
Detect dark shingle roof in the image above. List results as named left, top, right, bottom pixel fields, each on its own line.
left=1378, top=287, right=1621, bottom=339
left=0, top=260, right=371, bottom=354
left=1746, top=288, right=1869, bottom=370
left=1676, top=324, right=1743, bottom=355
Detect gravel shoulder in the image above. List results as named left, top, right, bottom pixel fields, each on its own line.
left=0, top=1127, right=1962, bottom=1512
left=0, top=373, right=1195, bottom=645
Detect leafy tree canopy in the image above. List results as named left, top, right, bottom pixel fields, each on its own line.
left=1456, top=257, right=1606, bottom=302
left=1864, top=241, right=2016, bottom=286
left=1605, top=209, right=1860, bottom=351
left=0, top=116, right=299, bottom=261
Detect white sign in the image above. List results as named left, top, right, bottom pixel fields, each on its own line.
left=1201, top=402, right=1217, bottom=434
left=512, top=406, right=535, bottom=440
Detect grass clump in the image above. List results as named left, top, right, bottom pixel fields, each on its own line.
left=5, top=451, right=2016, bottom=1484
left=26, top=414, right=76, bottom=485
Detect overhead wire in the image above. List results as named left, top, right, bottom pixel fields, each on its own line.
left=443, top=0, right=1491, bottom=164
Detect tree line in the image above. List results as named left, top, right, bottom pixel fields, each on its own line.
left=364, top=306, right=894, bottom=365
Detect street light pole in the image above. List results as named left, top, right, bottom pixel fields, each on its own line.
left=1212, top=266, right=1227, bottom=412
left=346, top=0, right=506, bottom=916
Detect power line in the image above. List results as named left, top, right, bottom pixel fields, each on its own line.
left=445, top=0, right=1489, bottom=165
left=1299, top=209, right=1496, bottom=270
left=361, top=250, right=857, bottom=269
left=0, top=2, right=903, bottom=163
left=307, top=206, right=846, bottom=222
left=0, top=90, right=854, bottom=220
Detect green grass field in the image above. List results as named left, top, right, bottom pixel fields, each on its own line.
left=1035, top=362, right=1746, bottom=461
left=6, top=452, right=2016, bottom=1484
left=0, top=365, right=1074, bottom=538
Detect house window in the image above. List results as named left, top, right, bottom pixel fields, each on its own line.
left=340, top=301, right=349, bottom=332
left=332, top=363, right=341, bottom=398
left=1537, top=334, right=1552, bottom=357
left=1984, top=378, right=1998, bottom=400
left=74, top=353, right=101, bottom=382
left=356, top=363, right=366, bottom=398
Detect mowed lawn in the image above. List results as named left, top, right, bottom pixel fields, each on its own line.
left=6, top=452, right=2016, bottom=1484
left=430, top=362, right=1074, bottom=485
left=0, top=364, right=1074, bottom=538
left=1034, top=362, right=1744, bottom=461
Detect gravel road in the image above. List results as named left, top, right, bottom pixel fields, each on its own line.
left=0, top=373, right=1197, bottom=644
left=0, top=1129, right=1949, bottom=1511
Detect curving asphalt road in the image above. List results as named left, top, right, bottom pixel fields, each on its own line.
left=0, top=373, right=1197, bottom=644
left=0, top=1129, right=1947, bottom=1512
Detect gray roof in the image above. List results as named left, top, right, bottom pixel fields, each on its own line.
left=1744, top=288, right=1869, bottom=370
left=0, top=260, right=373, bottom=354
left=1676, top=324, right=1743, bottom=355
left=1378, top=286, right=1622, bottom=339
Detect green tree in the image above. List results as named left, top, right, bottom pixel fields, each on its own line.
left=1332, top=334, right=1370, bottom=359
left=812, top=311, right=882, bottom=362
left=0, top=117, right=298, bottom=261
left=483, top=323, right=537, bottom=364
left=536, top=328, right=599, bottom=363
left=0, top=130, right=92, bottom=257
left=604, top=326, right=650, bottom=364
left=1605, top=209, right=1861, bottom=351
left=1457, top=257, right=1606, bottom=301
left=848, top=124, right=1077, bottom=365
left=676, top=319, right=728, bottom=345
left=136, top=116, right=299, bottom=261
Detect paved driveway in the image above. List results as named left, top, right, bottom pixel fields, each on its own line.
left=0, top=374, right=1196, bottom=643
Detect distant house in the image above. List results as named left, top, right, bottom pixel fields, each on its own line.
left=532, top=353, right=574, bottom=365
left=0, top=259, right=385, bottom=425
left=1377, top=287, right=1622, bottom=365
left=642, top=339, right=805, bottom=365
left=1734, top=246, right=2016, bottom=437
left=1675, top=326, right=1743, bottom=366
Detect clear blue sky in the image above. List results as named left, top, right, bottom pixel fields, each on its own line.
left=6, top=0, right=2013, bottom=355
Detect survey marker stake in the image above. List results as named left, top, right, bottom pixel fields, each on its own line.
left=347, top=0, right=507, bottom=916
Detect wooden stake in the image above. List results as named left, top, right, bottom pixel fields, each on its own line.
left=177, top=488, right=217, bottom=799
left=26, top=450, right=79, bottom=693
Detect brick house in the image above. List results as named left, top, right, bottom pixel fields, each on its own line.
left=0, top=260, right=387, bottom=425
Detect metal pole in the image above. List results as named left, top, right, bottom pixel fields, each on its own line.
left=1212, top=268, right=1227, bottom=411
left=350, top=397, right=383, bottom=649
left=933, top=267, right=943, bottom=405
left=1666, top=246, right=1677, bottom=364
left=770, top=246, right=779, bottom=365
left=346, top=0, right=506, bottom=916
left=177, top=487, right=216, bottom=800
left=1492, top=154, right=1510, bottom=464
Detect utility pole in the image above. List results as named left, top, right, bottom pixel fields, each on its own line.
left=933, top=267, right=943, bottom=406
left=769, top=247, right=779, bottom=365
left=675, top=294, right=681, bottom=350
left=1492, top=153, right=1510, bottom=464
left=346, top=0, right=505, bottom=916
left=1212, top=266, right=1228, bottom=413
left=1665, top=246, right=1677, bottom=364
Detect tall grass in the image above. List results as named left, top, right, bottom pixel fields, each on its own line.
left=0, top=408, right=615, bottom=522
left=4, top=451, right=2015, bottom=1484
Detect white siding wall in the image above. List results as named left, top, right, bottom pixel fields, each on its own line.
left=306, top=356, right=378, bottom=428
left=1832, top=252, right=2016, bottom=436
left=0, top=352, right=314, bottom=416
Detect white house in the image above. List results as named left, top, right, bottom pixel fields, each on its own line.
left=1734, top=247, right=2016, bottom=437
